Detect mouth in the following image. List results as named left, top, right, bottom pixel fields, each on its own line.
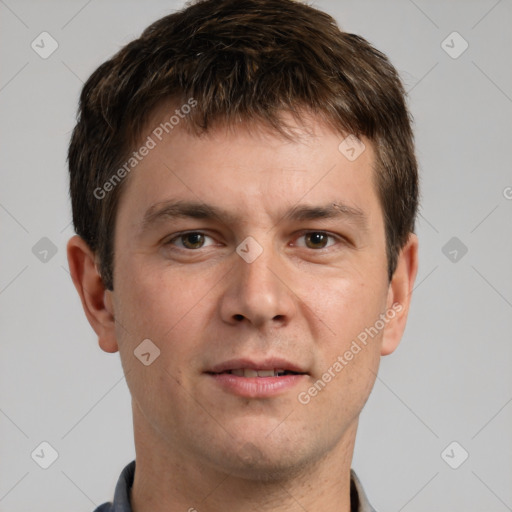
left=218, top=368, right=301, bottom=377
left=205, top=358, right=308, bottom=398
left=206, top=357, right=307, bottom=377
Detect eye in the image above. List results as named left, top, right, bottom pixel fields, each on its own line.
left=166, top=232, right=216, bottom=250
left=294, top=231, right=338, bottom=249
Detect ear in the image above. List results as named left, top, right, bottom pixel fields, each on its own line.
left=66, top=235, right=119, bottom=353
left=381, top=233, right=419, bottom=356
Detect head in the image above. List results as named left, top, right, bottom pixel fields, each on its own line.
left=67, top=0, right=418, bottom=480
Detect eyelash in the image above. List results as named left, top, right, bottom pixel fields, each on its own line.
left=164, top=231, right=344, bottom=251
left=165, top=232, right=217, bottom=250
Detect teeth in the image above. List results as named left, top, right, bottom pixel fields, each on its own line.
left=256, top=370, right=275, bottom=377
left=228, top=368, right=289, bottom=377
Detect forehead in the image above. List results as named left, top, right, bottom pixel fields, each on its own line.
left=114, top=109, right=381, bottom=232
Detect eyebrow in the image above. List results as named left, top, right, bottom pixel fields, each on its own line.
left=283, top=202, right=367, bottom=228
left=140, top=200, right=238, bottom=233
left=139, top=199, right=369, bottom=234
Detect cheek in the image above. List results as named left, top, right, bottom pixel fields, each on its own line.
left=296, top=279, right=384, bottom=419
left=314, top=275, right=386, bottom=401
left=113, top=266, right=217, bottom=387
left=303, top=270, right=387, bottom=348
left=112, top=270, right=201, bottom=420
left=115, top=261, right=204, bottom=335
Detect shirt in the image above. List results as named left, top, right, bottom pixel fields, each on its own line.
left=94, top=460, right=377, bottom=512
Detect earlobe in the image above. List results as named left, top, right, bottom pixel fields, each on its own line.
left=66, top=235, right=119, bottom=353
left=380, top=233, right=419, bottom=356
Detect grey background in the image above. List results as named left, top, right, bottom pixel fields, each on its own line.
left=1, top=0, right=511, bottom=510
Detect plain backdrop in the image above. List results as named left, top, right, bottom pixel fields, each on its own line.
left=1, top=1, right=511, bottom=510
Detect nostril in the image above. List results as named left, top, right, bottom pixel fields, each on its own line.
left=233, top=314, right=245, bottom=322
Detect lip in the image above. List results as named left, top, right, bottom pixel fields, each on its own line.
left=208, top=373, right=306, bottom=398
left=207, top=357, right=307, bottom=375
left=205, top=357, right=308, bottom=398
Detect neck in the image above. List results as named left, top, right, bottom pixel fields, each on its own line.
left=130, top=404, right=358, bottom=512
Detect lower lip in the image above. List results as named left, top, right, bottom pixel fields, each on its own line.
left=207, top=373, right=307, bottom=398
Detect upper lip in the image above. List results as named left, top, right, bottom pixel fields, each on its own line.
left=207, top=358, right=308, bottom=374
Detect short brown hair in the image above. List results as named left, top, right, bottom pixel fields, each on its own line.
left=68, top=0, right=418, bottom=291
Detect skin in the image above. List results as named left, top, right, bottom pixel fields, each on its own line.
left=67, top=109, right=418, bottom=512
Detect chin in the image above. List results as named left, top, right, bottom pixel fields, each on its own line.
left=204, top=434, right=319, bottom=482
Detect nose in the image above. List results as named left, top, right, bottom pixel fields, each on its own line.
left=219, top=240, right=296, bottom=329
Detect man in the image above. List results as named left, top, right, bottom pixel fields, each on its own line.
left=66, top=0, right=419, bottom=510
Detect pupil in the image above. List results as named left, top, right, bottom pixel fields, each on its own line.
left=307, top=232, right=327, bottom=248
left=183, top=233, right=204, bottom=249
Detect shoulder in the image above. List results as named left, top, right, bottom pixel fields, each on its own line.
left=351, top=469, right=378, bottom=512
left=92, top=460, right=136, bottom=512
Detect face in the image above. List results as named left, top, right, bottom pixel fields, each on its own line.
left=99, top=109, right=407, bottom=479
